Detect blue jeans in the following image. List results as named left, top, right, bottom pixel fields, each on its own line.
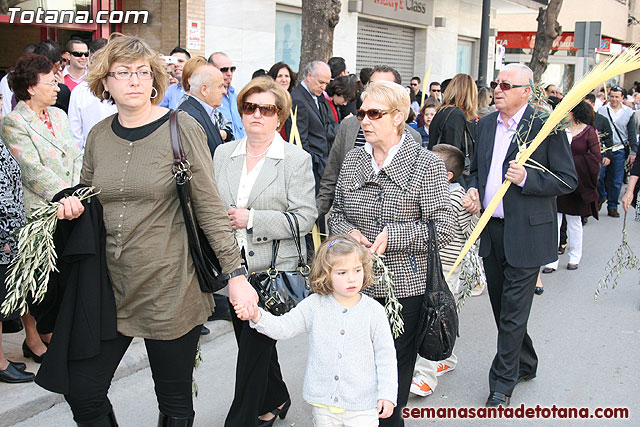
left=598, top=149, right=626, bottom=210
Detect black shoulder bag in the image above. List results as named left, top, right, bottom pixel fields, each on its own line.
left=169, top=110, right=227, bottom=293
left=605, top=107, right=631, bottom=159
left=248, top=212, right=312, bottom=316
left=415, top=222, right=459, bottom=361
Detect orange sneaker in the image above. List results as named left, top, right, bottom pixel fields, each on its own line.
left=410, top=377, right=433, bottom=397
left=436, top=363, right=455, bottom=376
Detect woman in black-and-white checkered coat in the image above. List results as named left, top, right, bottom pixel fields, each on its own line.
left=329, top=80, right=455, bottom=427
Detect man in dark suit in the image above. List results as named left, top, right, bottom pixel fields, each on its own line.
left=463, top=64, right=577, bottom=407
left=178, top=64, right=226, bottom=158
left=178, top=64, right=231, bottom=328
left=285, top=60, right=332, bottom=193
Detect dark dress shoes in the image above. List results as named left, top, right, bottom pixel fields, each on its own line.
left=256, top=399, right=291, bottom=427
left=22, top=340, right=45, bottom=363
left=9, top=360, right=27, bottom=371
left=542, top=267, right=555, bottom=274
left=0, top=363, right=35, bottom=383
left=200, top=325, right=210, bottom=336
left=608, top=209, right=620, bottom=218
left=486, top=391, right=510, bottom=407
left=567, top=263, right=579, bottom=270
left=534, top=287, right=544, bottom=295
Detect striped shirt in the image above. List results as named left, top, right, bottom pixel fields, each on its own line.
left=439, top=183, right=478, bottom=269
left=354, top=128, right=367, bottom=148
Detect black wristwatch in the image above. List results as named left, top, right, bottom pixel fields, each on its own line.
left=223, top=266, right=248, bottom=281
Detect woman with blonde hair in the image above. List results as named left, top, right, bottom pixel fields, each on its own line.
left=428, top=74, right=477, bottom=179
left=329, top=80, right=455, bottom=426
left=477, top=86, right=495, bottom=117
left=56, top=34, right=256, bottom=426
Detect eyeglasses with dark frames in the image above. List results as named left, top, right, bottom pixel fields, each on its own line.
left=490, top=81, right=527, bottom=91
left=355, top=109, right=397, bottom=121
left=107, top=70, right=154, bottom=81
left=241, top=102, right=280, bottom=117
left=219, top=66, right=236, bottom=73
left=70, top=51, right=90, bottom=58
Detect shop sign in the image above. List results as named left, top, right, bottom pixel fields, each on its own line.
left=359, top=0, right=434, bottom=26
left=496, top=31, right=577, bottom=51
left=598, top=38, right=611, bottom=53
left=187, top=20, right=201, bottom=50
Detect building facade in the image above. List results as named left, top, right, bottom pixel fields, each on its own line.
left=494, top=0, right=640, bottom=90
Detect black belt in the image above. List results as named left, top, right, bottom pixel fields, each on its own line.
left=489, top=216, right=504, bottom=224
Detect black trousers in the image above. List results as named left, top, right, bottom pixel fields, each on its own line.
left=375, top=295, right=422, bottom=427
left=483, top=219, right=539, bottom=396
left=225, top=305, right=289, bottom=427
left=64, top=325, right=201, bottom=423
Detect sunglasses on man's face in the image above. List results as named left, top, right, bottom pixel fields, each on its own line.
left=219, top=66, right=236, bottom=73
left=355, top=109, right=396, bottom=121
left=411, top=83, right=419, bottom=86
left=490, top=81, right=527, bottom=91
left=70, top=51, right=90, bottom=58
left=241, top=102, right=280, bottom=117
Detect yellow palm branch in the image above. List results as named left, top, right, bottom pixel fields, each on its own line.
left=420, top=63, right=432, bottom=107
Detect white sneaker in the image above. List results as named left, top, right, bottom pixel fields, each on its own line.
left=436, top=362, right=455, bottom=376
left=470, top=283, right=485, bottom=297
left=410, top=376, right=433, bottom=397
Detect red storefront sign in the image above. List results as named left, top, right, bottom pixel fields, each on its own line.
left=496, top=31, right=577, bottom=51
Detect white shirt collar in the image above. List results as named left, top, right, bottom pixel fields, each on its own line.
left=62, top=66, right=87, bottom=80
left=230, top=132, right=286, bottom=159
left=364, top=133, right=406, bottom=173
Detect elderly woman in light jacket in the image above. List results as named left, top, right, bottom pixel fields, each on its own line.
left=1, top=53, right=82, bottom=364
left=213, top=76, right=317, bottom=427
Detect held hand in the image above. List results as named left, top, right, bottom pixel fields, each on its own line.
left=56, top=196, right=85, bottom=220
left=219, top=130, right=228, bottom=141
left=227, top=208, right=250, bottom=230
left=3, top=243, right=10, bottom=255
left=349, top=229, right=372, bottom=248
left=377, top=400, right=395, bottom=419
left=228, top=275, right=258, bottom=319
left=628, top=154, right=636, bottom=165
left=602, top=157, right=611, bottom=167
left=233, top=303, right=260, bottom=322
left=505, top=161, right=526, bottom=185
left=370, top=229, right=388, bottom=255
left=621, top=190, right=634, bottom=213
left=462, top=188, right=481, bottom=215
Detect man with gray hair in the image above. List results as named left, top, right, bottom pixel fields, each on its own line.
left=179, top=64, right=227, bottom=157
left=209, top=51, right=245, bottom=139
left=463, top=63, right=577, bottom=407
left=285, top=60, right=332, bottom=193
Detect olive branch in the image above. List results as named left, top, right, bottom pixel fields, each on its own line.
left=594, top=212, right=640, bottom=300
left=0, top=186, right=101, bottom=317
left=455, top=243, right=486, bottom=312
left=372, top=253, right=404, bottom=338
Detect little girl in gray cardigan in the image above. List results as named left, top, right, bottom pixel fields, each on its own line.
left=235, top=235, right=397, bottom=425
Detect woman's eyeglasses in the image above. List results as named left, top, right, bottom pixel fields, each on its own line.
left=107, top=71, right=154, bottom=80
left=355, top=109, right=396, bottom=121
left=38, top=80, right=59, bottom=87
left=490, top=81, right=527, bottom=91
left=70, top=51, right=90, bottom=58
left=241, top=102, right=280, bottom=117
left=219, top=66, right=236, bottom=73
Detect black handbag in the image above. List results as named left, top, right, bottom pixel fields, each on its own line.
left=169, top=110, right=227, bottom=293
left=415, top=222, right=459, bottom=361
left=248, top=212, right=312, bottom=316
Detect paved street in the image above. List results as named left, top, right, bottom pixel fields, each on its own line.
left=5, top=211, right=640, bottom=427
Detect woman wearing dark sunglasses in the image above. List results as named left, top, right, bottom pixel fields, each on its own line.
left=214, top=76, right=317, bottom=427
left=428, top=74, right=478, bottom=183
left=329, top=81, right=455, bottom=426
